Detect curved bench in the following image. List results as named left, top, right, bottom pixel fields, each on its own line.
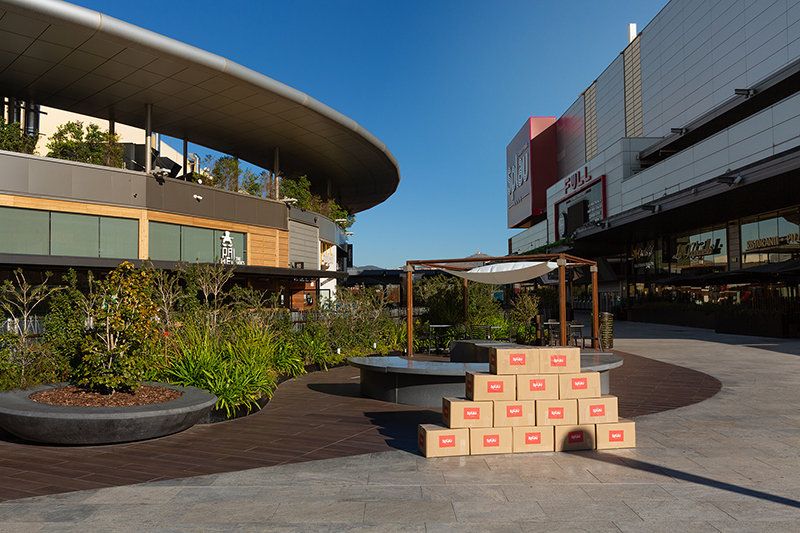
left=347, top=353, right=623, bottom=407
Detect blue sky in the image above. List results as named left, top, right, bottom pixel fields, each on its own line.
left=73, top=0, right=665, bottom=268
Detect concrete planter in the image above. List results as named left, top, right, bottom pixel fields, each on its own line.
left=0, top=382, right=217, bottom=445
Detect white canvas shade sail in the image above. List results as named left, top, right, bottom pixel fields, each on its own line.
left=443, top=261, right=558, bottom=285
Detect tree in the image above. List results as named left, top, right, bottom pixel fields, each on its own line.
left=45, top=121, right=123, bottom=168
left=280, top=173, right=355, bottom=229
left=0, top=118, right=37, bottom=154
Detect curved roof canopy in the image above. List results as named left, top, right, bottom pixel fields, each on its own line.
left=0, top=0, right=400, bottom=212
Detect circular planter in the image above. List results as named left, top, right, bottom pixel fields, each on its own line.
left=0, top=382, right=217, bottom=445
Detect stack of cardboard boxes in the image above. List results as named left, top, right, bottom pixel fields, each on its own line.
left=418, top=346, right=636, bottom=457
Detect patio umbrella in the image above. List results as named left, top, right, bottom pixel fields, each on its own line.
left=443, top=261, right=558, bottom=285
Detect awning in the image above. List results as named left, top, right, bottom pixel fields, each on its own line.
left=443, top=261, right=558, bottom=285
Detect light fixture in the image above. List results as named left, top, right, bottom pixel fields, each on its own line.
left=193, top=194, right=203, bottom=201
left=281, top=197, right=298, bottom=205
left=734, top=88, right=756, bottom=98
left=641, top=204, right=661, bottom=213
left=334, top=218, right=348, bottom=223
left=670, top=127, right=689, bottom=135
left=716, top=175, right=744, bottom=186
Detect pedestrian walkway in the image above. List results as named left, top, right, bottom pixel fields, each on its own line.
left=1, top=320, right=800, bottom=531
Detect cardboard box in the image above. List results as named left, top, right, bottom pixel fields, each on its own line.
left=595, top=419, right=636, bottom=450
left=535, top=398, right=578, bottom=426
left=442, top=397, right=493, bottom=428
left=492, top=400, right=535, bottom=427
left=465, top=372, right=516, bottom=401
left=418, top=424, right=470, bottom=457
left=577, top=395, right=619, bottom=424
left=489, top=348, right=539, bottom=375
left=516, top=374, right=560, bottom=400
left=558, top=371, right=601, bottom=399
left=469, top=427, right=513, bottom=455
left=512, top=426, right=555, bottom=453
left=554, top=424, right=596, bottom=451
left=539, top=347, right=581, bottom=374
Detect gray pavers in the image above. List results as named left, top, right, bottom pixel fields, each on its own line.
left=3, top=320, right=800, bottom=531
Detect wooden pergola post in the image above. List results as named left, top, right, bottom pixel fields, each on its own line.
left=462, top=278, right=469, bottom=323
left=591, top=265, right=599, bottom=349
left=405, top=265, right=414, bottom=356
left=557, top=255, right=567, bottom=346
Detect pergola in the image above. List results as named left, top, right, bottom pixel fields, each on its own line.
left=404, top=253, right=599, bottom=355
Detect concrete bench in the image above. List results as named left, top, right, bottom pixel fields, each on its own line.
left=347, top=350, right=623, bottom=407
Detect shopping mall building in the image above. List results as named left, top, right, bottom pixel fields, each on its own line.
left=0, top=0, right=400, bottom=309
left=508, top=0, right=800, bottom=334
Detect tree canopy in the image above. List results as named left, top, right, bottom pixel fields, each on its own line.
left=45, top=121, right=123, bottom=168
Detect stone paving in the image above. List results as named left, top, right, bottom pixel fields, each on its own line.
left=2, top=320, right=800, bottom=532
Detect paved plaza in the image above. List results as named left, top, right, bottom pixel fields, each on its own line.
left=2, top=320, right=800, bottom=532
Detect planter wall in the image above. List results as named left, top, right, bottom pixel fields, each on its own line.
left=0, top=382, right=217, bottom=445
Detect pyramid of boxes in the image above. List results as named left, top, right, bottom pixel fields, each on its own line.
left=418, top=346, right=636, bottom=457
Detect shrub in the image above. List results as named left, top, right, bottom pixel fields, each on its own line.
left=75, top=262, right=160, bottom=392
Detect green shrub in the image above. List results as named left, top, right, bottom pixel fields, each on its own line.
left=160, top=320, right=291, bottom=417
left=75, top=262, right=160, bottom=392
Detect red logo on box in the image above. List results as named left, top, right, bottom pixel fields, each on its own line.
left=525, top=432, right=541, bottom=444
left=609, top=430, right=624, bottom=442
left=419, top=433, right=424, bottom=447
left=506, top=405, right=522, bottom=417
left=487, top=381, right=504, bottom=393
left=443, top=405, right=449, bottom=419
left=568, top=431, right=584, bottom=443
left=572, top=378, right=587, bottom=390
left=490, top=354, right=496, bottom=366
left=466, top=379, right=473, bottom=393
left=464, top=408, right=480, bottom=419
left=510, top=353, right=526, bottom=365
left=548, top=407, right=564, bottom=419
left=590, top=404, right=605, bottom=416
left=483, top=434, right=500, bottom=447
left=529, top=379, right=546, bottom=391
left=550, top=355, right=566, bottom=367
left=439, top=435, right=456, bottom=447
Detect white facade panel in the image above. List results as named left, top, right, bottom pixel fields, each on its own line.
left=595, top=56, right=626, bottom=154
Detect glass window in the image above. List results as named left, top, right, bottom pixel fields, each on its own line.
left=0, top=206, right=49, bottom=255
left=100, top=217, right=138, bottom=259
left=149, top=221, right=181, bottom=261
left=51, top=212, right=99, bottom=257
left=181, top=226, right=215, bottom=263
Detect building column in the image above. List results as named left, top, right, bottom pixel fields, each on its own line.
left=145, top=104, right=152, bottom=174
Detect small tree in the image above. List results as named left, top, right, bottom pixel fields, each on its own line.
left=76, top=262, right=160, bottom=392
left=0, top=118, right=37, bottom=154
left=46, top=121, right=123, bottom=168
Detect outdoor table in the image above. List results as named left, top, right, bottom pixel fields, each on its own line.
left=429, top=324, right=453, bottom=352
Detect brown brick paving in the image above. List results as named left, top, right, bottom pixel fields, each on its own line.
left=0, top=350, right=720, bottom=502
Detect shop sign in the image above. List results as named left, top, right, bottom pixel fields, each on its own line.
left=219, top=230, right=245, bottom=265
left=564, top=166, right=593, bottom=195
left=632, top=243, right=654, bottom=269
left=673, top=238, right=722, bottom=260
left=507, top=144, right=530, bottom=207
left=746, top=232, right=800, bottom=251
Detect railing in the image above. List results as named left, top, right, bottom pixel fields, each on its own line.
left=1, top=317, right=45, bottom=336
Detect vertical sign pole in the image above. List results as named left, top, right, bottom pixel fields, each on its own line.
left=406, top=266, right=414, bottom=357
left=558, top=255, right=567, bottom=346
left=591, top=265, right=599, bottom=349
